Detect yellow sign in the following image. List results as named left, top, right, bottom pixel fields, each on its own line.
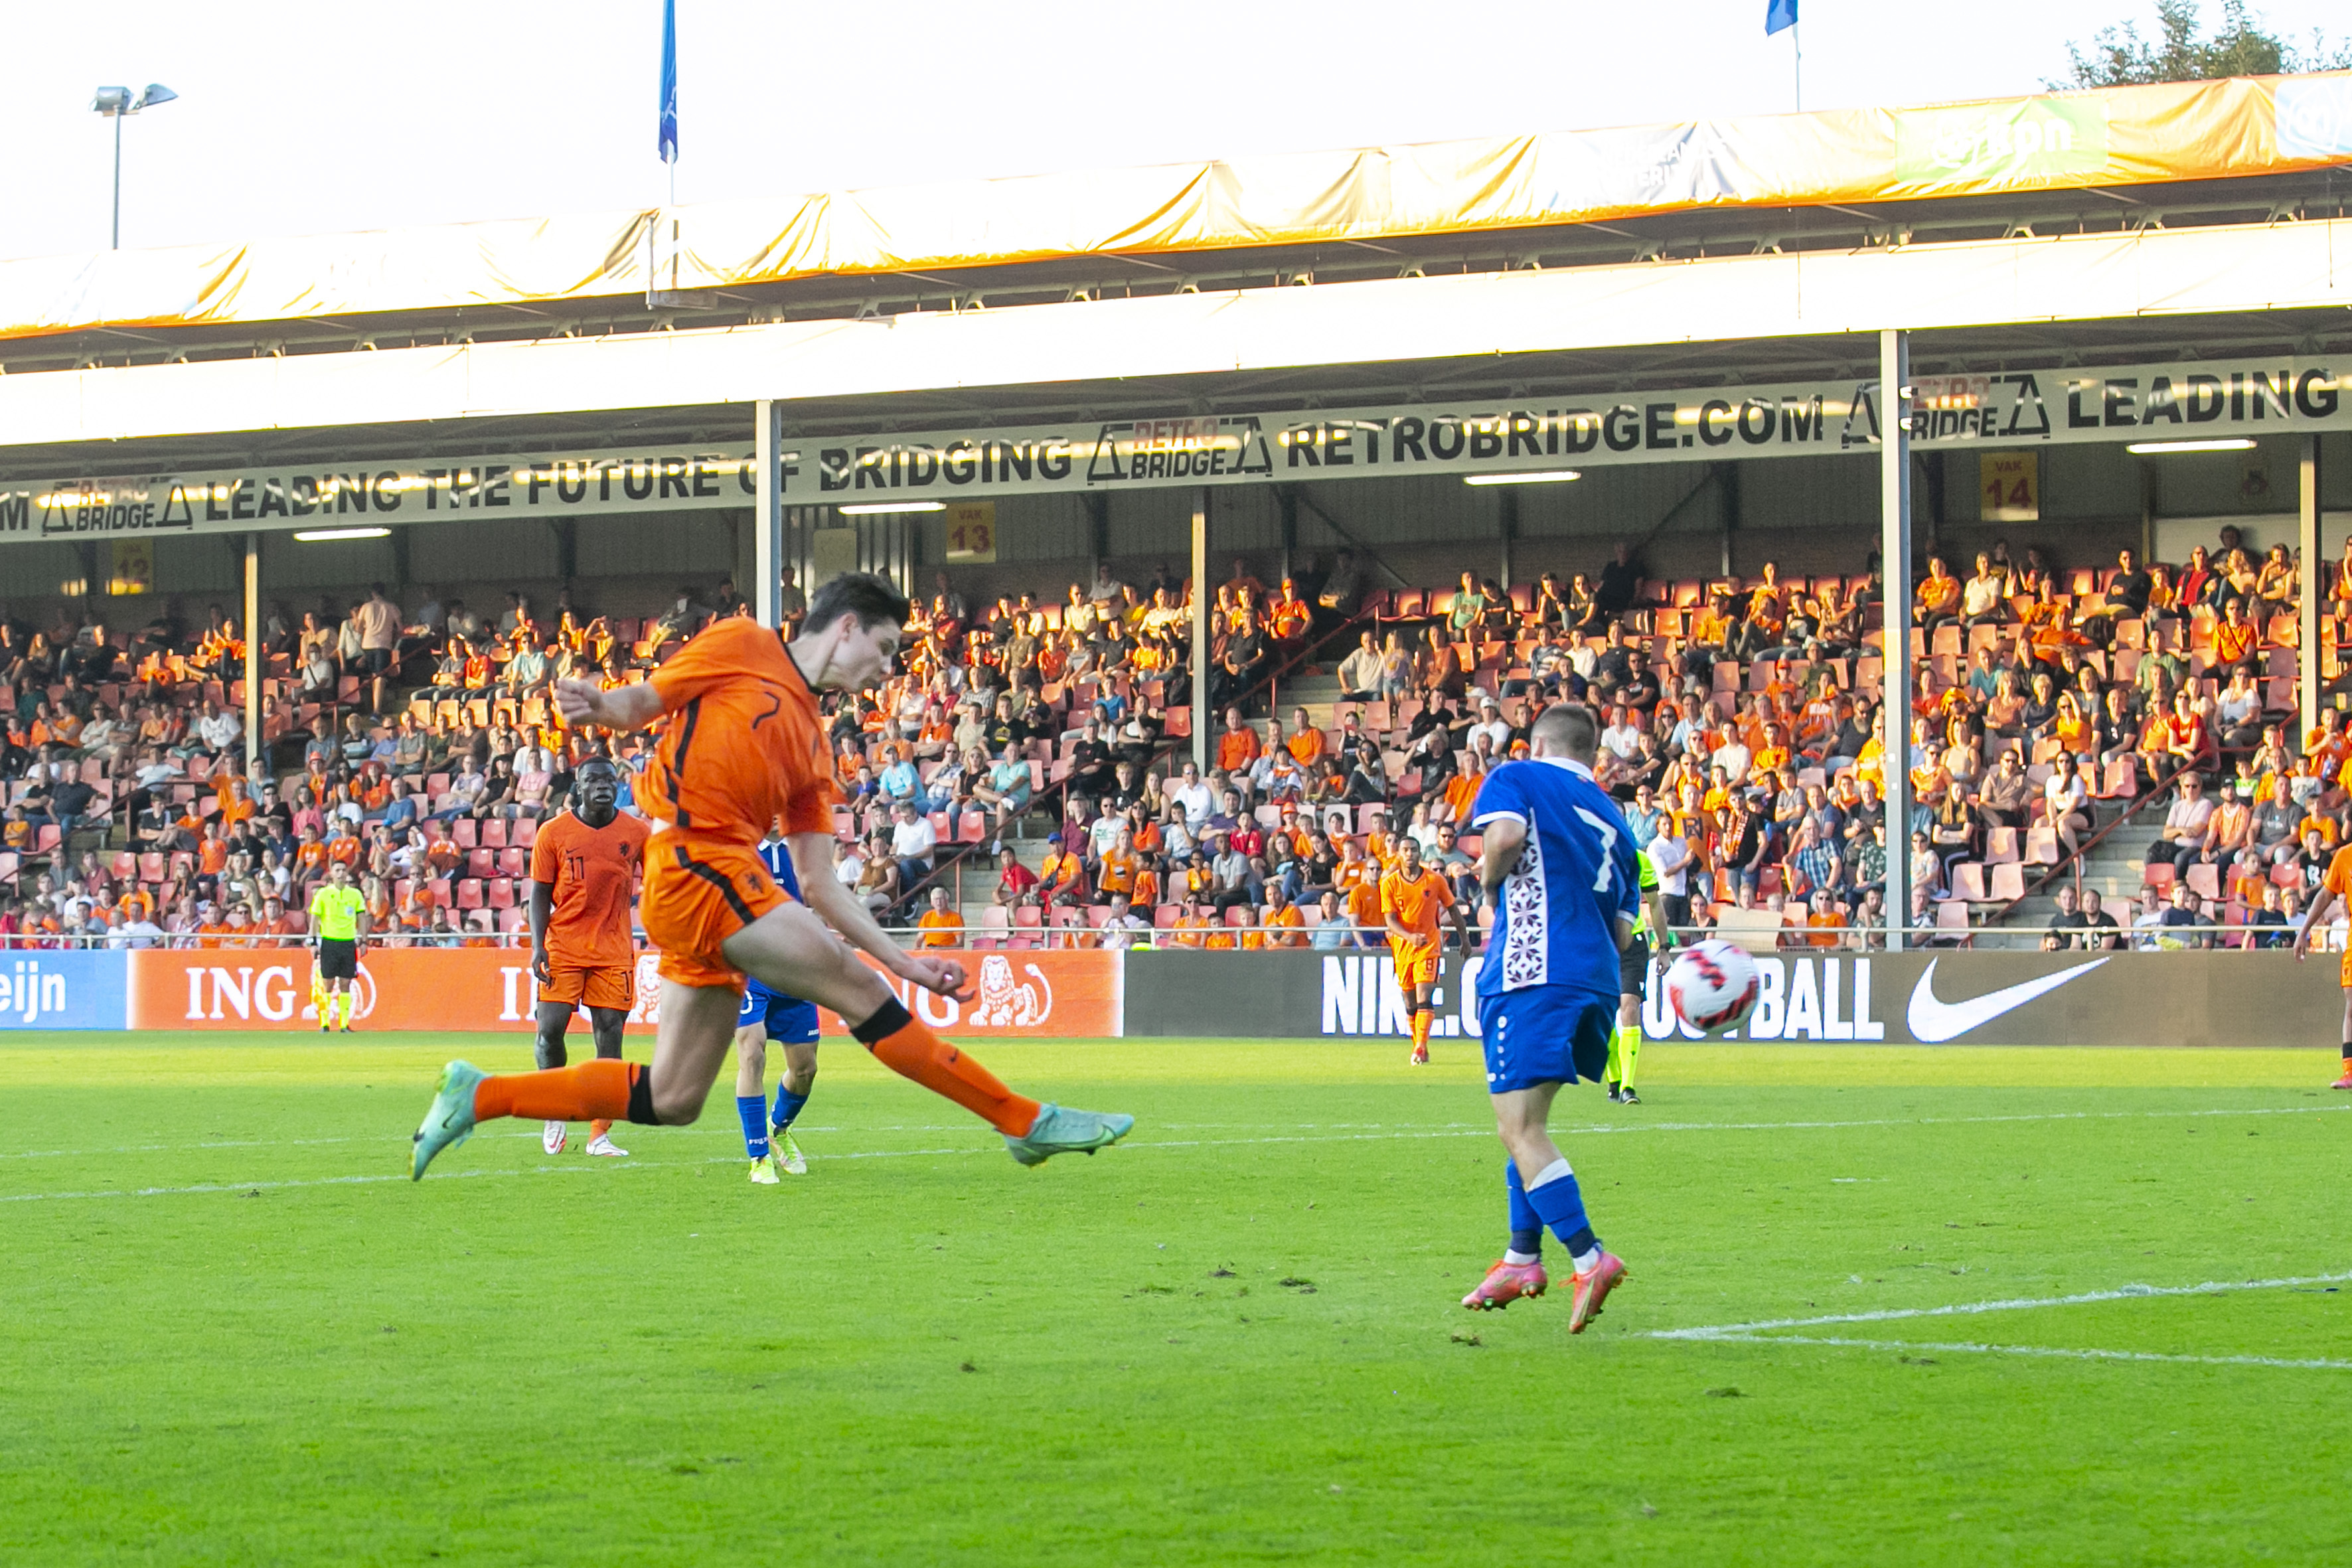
left=1980, top=452, right=2038, bottom=522
left=108, top=538, right=154, bottom=595
left=944, top=502, right=997, bottom=563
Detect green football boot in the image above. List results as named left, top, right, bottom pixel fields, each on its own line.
left=1003, top=1104, right=1135, bottom=1167
left=411, top=1060, right=487, bottom=1181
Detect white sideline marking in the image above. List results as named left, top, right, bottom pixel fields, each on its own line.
left=1650, top=1269, right=2352, bottom=1339
left=1654, top=1270, right=2352, bottom=1373
left=1686, top=1334, right=2352, bottom=1372
left=2, top=1101, right=2342, bottom=1169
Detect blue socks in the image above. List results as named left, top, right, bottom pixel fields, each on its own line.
left=772, top=1086, right=809, bottom=1135
left=736, top=1096, right=768, bottom=1161
left=1524, top=1157, right=1600, bottom=1261
left=1505, top=1160, right=1543, bottom=1259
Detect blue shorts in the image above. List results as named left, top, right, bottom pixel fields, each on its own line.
left=1478, top=987, right=1616, bottom=1093
left=736, top=980, right=820, bottom=1046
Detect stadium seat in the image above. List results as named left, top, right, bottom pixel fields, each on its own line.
left=481, top=819, right=509, bottom=848
left=2144, top=861, right=2177, bottom=891
left=466, top=848, right=496, bottom=878
left=499, top=847, right=528, bottom=876
left=487, top=878, right=515, bottom=909
left=1986, top=863, right=2027, bottom=902
left=455, top=878, right=485, bottom=909
left=1948, top=863, right=1988, bottom=901
left=512, top=818, right=538, bottom=847
left=2185, top=862, right=2221, bottom=901
left=1984, top=827, right=2019, bottom=864
left=2023, top=827, right=2061, bottom=865
left=453, top=818, right=477, bottom=848
left=1934, top=898, right=1973, bottom=941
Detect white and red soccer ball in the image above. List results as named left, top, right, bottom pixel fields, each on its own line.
left=1664, top=939, right=1761, bottom=1034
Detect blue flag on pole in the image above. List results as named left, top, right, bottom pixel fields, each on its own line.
left=658, top=0, right=679, bottom=163
left=1764, top=0, right=1797, bottom=33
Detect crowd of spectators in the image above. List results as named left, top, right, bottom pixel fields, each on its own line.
left=3, top=516, right=2347, bottom=955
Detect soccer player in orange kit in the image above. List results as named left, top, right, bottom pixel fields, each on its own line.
left=411, top=574, right=1132, bottom=1178
left=1383, top=836, right=1469, bottom=1066
left=526, top=755, right=651, bottom=1158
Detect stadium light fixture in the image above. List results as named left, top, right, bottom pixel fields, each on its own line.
left=836, top=501, right=947, bottom=514
left=1462, top=470, right=1582, bottom=487
left=91, top=83, right=177, bottom=249
left=291, top=526, right=392, bottom=542
left=2124, top=438, right=2258, bottom=455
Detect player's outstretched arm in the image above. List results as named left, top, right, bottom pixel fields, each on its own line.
left=553, top=677, right=665, bottom=733
left=2294, top=884, right=2335, bottom=961
left=787, top=831, right=975, bottom=1002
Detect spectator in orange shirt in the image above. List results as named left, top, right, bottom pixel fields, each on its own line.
left=1804, top=891, right=1849, bottom=949
left=198, top=822, right=230, bottom=878
left=257, top=894, right=299, bottom=945
left=1286, top=708, right=1326, bottom=769
left=1259, top=886, right=1307, bottom=947
left=1215, top=708, right=1261, bottom=775
left=915, top=886, right=965, bottom=948
left=1169, top=896, right=1212, bottom=948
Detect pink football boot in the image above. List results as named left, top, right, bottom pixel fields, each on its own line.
left=1567, top=1252, right=1628, bottom=1334
left=1460, top=1258, right=1549, bottom=1311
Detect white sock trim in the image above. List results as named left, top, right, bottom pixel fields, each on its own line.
left=1504, top=1249, right=1542, bottom=1266
left=1527, top=1156, right=1573, bottom=1190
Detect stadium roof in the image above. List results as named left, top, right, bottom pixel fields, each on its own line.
left=5, top=71, right=2349, bottom=380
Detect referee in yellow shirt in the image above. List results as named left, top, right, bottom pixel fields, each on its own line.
left=308, top=862, right=370, bottom=1032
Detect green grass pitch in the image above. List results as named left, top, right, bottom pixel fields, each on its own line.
left=5, top=1034, right=2351, bottom=1565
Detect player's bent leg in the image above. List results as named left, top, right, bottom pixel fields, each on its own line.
left=718, top=902, right=1131, bottom=1162
left=1488, top=1081, right=1624, bottom=1332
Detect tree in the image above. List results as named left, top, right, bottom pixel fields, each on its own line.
left=2051, top=0, right=2351, bottom=88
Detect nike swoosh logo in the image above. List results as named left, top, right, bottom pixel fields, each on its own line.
left=1905, top=957, right=2110, bottom=1044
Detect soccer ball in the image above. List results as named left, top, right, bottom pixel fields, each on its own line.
left=1664, top=939, right=1761, bottom=1034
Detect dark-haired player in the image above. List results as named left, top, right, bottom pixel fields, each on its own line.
left=1458, top=702, right=1636, bottom=1332
left=527, top=756, right=651, bottom=1158
left=412, top=573, right=1132, bottom=1178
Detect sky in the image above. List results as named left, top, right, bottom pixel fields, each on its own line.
left=7, top=0, right=2350, bottom=260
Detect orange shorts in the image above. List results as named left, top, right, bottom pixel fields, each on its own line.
left=639, top=831, right=790, bottom=990
left=1392, top=940, right=1441, bottom=991
left=540, top=963, right=635, bottom=1011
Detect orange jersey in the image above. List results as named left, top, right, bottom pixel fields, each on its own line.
left=637, top=617, right=841, bottom=844
left=530, top=809, right=653, bottom=969
left=917, top=909, right=965, bottom=948
left=1381, top=866, right=1450, bottom=946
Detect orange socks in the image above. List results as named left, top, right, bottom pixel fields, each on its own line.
left=473, top=1059, right=645, bottom=1124
left=1411, top=1007, right=1432, bottom=1052
left=853, top=1000, right=1040, bottom=1137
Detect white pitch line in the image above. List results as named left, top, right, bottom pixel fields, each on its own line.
left=1686, top=1333, right=2352, bottom=1372
left=1650, top=1268, right=2352, bottom=1340
left=3, top=1101, right=2342, bottom=1169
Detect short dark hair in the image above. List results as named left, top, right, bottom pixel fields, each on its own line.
left=1530, top=702, right=1600, bottom=761
left=805, top=572, right=911, bottom=637
left=578, top=757, right=618, bottom=779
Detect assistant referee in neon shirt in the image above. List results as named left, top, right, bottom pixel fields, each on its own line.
left=308, top=862, right=370, bottom=1033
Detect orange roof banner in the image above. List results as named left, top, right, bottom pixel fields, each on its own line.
left=2, top=73, right=2347, bottom=347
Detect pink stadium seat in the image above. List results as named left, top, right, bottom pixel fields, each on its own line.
left=2144, top=860, right=2177, bottom=891
left=2185, top=862, right=2221, bottom=901
left=2023, top=827, right=2061, bottom=865
left=481, top=819, right=509, bottom=848
left=512, top=818, right=538, bottom=847
left=487, top=878, right=516, bottom=909
left=1986, top=863, right=2027, bottom=902
left=453, top=818, right=477, bottom=848
left=1984, top=828, right=2019, bottom=864
left=466, top=848, right=496, bottom=878
left=1948, top=863, right=1988, bottom=901
left=455, top=878, right=485, bottom=909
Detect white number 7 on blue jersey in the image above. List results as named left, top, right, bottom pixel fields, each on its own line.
left=1574, top=807, right=1618, bottom=892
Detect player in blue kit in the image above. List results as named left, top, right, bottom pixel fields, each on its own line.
left=734, top=826, right=821, bottom=1183
left=1457, top=703, right=1638, bottom=1332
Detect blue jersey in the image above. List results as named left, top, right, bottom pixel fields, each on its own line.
left=1470, top=757, right=1637, bottom=1002
left=739, top=837, right=819, bottom=1042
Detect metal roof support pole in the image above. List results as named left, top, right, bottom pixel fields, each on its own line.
left=1498, top=487, right=1517, bottom=594
left=1880, top=328, right=1911, bottom=953
left=1192, top=488, right=1210, bottom=775
left=2300, top=434, right=2324, bottom=744
left=243, top=533, right=262, bottom=781
left=754, top=399, right=784, bottom=629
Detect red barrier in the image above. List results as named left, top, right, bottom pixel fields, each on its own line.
left=125, top=948, right=1119, bottom=1037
